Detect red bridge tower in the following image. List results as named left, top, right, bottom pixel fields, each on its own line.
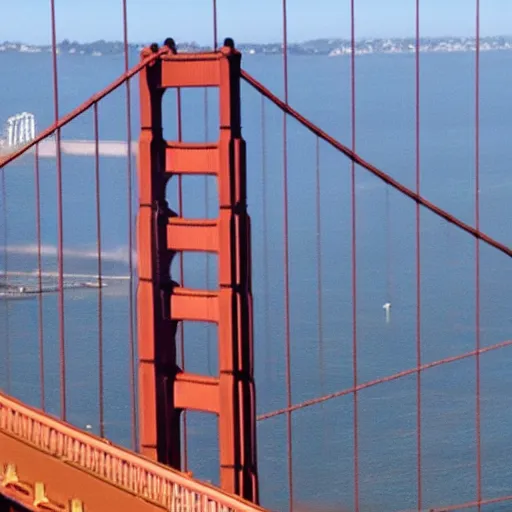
left=136, top=40, right=259, bottom=503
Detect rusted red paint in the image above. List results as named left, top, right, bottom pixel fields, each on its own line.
left=137, top=42, right=259, bottom=502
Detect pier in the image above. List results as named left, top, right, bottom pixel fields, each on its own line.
left=1, top=139, right=137, bottom=162
left=0, top=279, right=106, bottom=299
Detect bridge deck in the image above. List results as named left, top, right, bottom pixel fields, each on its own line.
left=0, top=393, right=265, bottom=512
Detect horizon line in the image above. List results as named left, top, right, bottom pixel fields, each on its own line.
left=4, top=34, right=512, bottom=47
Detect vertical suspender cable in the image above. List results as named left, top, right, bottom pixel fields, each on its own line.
left=350, top=2, right=359, bottom=511
left=34, top=145, right=45, bottom=410
left=93, top=103, right=105, bottom=438
left=1, top=164, right=9, bottom=394
left=315, top=135, right=328, bottom=466
left=385, top=186, right=392, bottom=303
left=315, top=137, right=325, bottom=393
left=212, top=0, right=218, bottom=50
left=50, top=0, right=67, bottom=421
left=415, top=1, right=423, bottom=510
left=281, top=1, right=294, bottom=510
left=475, top=1, right=482, bottom=509
left=122, top=0, right=138, bottom=451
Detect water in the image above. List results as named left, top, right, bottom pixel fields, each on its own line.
left=0, top=51, right=511, bottom=511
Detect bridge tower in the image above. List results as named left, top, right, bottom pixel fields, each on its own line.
left=136, top=40, right=259, bottom=502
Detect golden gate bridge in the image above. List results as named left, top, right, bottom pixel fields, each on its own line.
left=1, top=1, right=512, bottom=511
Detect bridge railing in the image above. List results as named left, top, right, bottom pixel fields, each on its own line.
left=0, top=392, right=265, bottom=512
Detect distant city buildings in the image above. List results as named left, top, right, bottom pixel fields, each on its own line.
left=324, top=37, right=512, bottom=56
left=1, top=37, right=512, bottom=57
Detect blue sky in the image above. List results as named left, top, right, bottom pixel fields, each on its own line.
left=2, top=0, right=512, bottom=45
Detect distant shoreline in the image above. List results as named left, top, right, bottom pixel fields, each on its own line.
left=2, top=36, right=512, bottom=57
